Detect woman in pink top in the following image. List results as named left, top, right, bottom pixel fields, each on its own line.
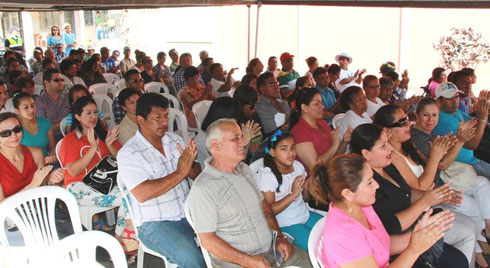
left=308, top=154, right=454, bottom=268
left=428, top=67, right=446, bottom=97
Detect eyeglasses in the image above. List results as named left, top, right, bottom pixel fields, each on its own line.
left=266, top=81, right=279, bottom=87
left=389, top=116, right=411, bottom=128
left=50, top=78, right=64, bottom=82
left=0, top=125, right=22, bottom=138
left=249, top=100, right=257, bottom=110
left=129, top=79, right=144, bottom=83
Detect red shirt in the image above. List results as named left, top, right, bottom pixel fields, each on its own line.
left=60, top=130, right=121, bottom=187
left=0, top=145, right=38, bottom=197
left=291, top=118, right=333, bottom=171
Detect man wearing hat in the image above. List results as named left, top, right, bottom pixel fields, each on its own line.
left=54, top=43, right=68, bottom=63
left=62, top=23, right=77, bottom=55
left=334, top=52, right=365, bottom=93
left=119, top=46, right=136, bottom=76
left=111, top=50, right=121, bottom=66
left=433, top=82, right=490, bottom=179
left=277, top=52, right=300, bottom=98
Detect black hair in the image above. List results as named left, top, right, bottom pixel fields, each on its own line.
left=81, top=57, right=99, bottom=75
left=362, top=75, right=378, bottom=88
left=42, top=58, right=53, bottom=68
left=416, top=97, right=437, bottom=115
left=136, top=93, right=169, bottom=120
left=350, top=123, right=384, bottom=155
left=460, top=67, right=475, bottom=77
left=327, top=64, right=341, bottom=75
left=157, top=51, right=166, bottom=59
left=200, top=97, right=238, bottom=131
left=3, top=51, right=15, bottom=61
left=202, top=57, right=214, bottom=67
left=450, top=70, right=471, bottom=84
left=289, top=87, right=319, bottom=128
left=0, top=112, right=18, bottom=124
left=69, top=49, right=77, bottom=57
left=43, top=68, right=61, bottom=83
left=60, top=59, right=74, bottom=75
left=14, top=76, right=34, bottom=92
left=431, top=67, right=445, bottom=81
left=246, top=58, right=261, bottom=73
left=263, top=130, right=294, bottom=192
left=68, top=84, right=91, bottom=106
left=124, top=69, right=140, bottom=81
left=184, top=66, right=199, bottom=80
left=257, top=72, right=274, bottom=93
left=6, top=58, right=19, bottom=68
left=379, top=77, right=393, bottom=87
left=312, top=67, right=327, bottom=78
left=373, top=105, right=425, bottom=166
left=71, top=96, right=107, bottom=141
left=241, top=73, right=257, bottom=86
left=209, top=63, right=222, bottom=75
left=8, top=70, right=23, bottom=85
left=233, top=85, right=258, bottom=123
left=13, top=92, right=32, bottom=109
left=306, top=56, right=317, bottom=67
left=385, top=71, right=399, bottom=81
left=118, top=88, right=142, bottom=107
left=339, top=86, right=362, bottom=112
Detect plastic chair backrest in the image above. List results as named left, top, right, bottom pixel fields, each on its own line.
left=161, top=92, right=182, bottom=111
left=144, top=82, right=169, bottom=94
left=167, top=108, right=189, bottom=144
left=115, top=79, right=127, bottom=90
left=332, top=113, right=345, bottom=129
left=59, top=117, right=68, bottom=137
left=93, top=94, right=115, bottom=129
left=89, top=83, right=116, bottom=96
left=34, top=84, right=44, bottom=95
left=0, top=186, right=83, bottom=251
left=191, top=100, right=212, bottom=131
left=308, top=216, right=326, bottom=268
left=184, top=201, right=213, bottom=267
left=103, top=73, right=121, bottom=84
left=249, top=158, right=264, bottom=177
left=56, top=139, right=63, bottom=167
left=46, top=230, right=127, bottom=268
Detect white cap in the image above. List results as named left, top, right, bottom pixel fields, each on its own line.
left=435, top=82, right=463, bottom=99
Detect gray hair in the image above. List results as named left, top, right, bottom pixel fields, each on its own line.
left=205, top=118, right=237, bottom=152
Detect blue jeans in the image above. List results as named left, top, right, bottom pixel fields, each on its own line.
left=280, top=211, right=323, bottom=251
left=137, top=218, right=205, bottom=268
left=471, top=159, right=490, bottom=180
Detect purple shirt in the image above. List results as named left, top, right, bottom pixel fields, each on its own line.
left=35, top=91, right=70, bottom=135
left=322, top=204, right=390, bottom=268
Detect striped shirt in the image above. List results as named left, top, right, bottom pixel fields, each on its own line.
left=35, top=91, right=70, bottom=135
left=117, top=130, right=189, bottom=226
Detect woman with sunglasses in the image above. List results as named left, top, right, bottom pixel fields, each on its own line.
left=47, top=26, right=62, bottom=50
left=80, top=57, right=106, bottom=87
left=411, top=97, right=490, bottom=267
left=351, top=124, right=471, bottom=267
left=233, top=84, right=264, bottom=162
left=0, top=112, right=64, bottom=202
left=13, top=92, right=57, bottom=165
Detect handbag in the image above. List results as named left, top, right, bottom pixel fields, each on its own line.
left=81, top=146, right=118, bottom=195
left=409, top=208, right=444, bottom=268
left=439, top=161, right=477, bottom=192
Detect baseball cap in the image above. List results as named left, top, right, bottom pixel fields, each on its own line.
left=280, top=52, right=294, bottom=62
left=380, top=62, right=396, bottom=74
left=435, top=82, right=463, bottom=99
left=124, top=46, right=131, bottom=52
left=9, top=26, right=20, bottom=32
left=112, top=50, right=120, bottom=57
left=87, top=45, right=95, bottom=51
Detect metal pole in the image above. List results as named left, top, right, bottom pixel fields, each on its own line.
left=247, top=4, right=251, bottom=63
left=254, top=1, right=261, bottom=58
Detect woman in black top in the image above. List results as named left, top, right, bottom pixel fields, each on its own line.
left=351, top=123, right=470, bottom=268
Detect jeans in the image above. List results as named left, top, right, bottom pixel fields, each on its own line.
left=137, top=218, right=205, bottom=268
left=280, top=211, right=323, bottom=251
left=471, top=159, right=490, bottom=179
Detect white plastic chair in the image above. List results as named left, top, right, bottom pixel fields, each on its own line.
left=115, top=79, right=127, bottom=91
left=46, top=230, right=127, bottom=268
left=184, top=201, right=214, bottom=268
left=144, top=81, right=169, bottom=94
left=89, top=83, right=117, bottom=96
left=168, top=107, right=190, bottom=144
left=332, top=113, right=345, bottom=129
left=93, top=94, right=116, bottom=130
left=34, top=84, right=44, bottom=95
left=0, top=186, right=84, bottom=265
left=103, top=73, right=121, bottom=84
left=308, top=216, right=326, bottom=268
left=116, top=179, right=178, bottom=268
left=161, top=92, right=182, bottom=111
left=59, top=117, right=68, bottom=137
left=56, top=138, right=116, bottom=230
left=191, top=100, right=212, bottom=131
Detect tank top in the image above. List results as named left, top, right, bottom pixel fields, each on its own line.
left=0, top=145, right=38, bottom=197
left=392, top=150, right=424, bottom=177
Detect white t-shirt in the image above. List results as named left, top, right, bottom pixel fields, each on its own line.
left=255, top=160, right=309, bottom=227
left=62, top=74, right=86, bottom=88
left=335, top=69, right=357, bottom=93
left=366, top=97, right=385, bottom=117
left=340, top=109, right=373, bottom=138
left=210, top=77, right=236, bottom=98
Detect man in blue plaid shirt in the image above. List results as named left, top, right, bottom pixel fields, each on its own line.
left=112, top=69, right=144, bottom=123
left=171, top=53, right=204, bottom=92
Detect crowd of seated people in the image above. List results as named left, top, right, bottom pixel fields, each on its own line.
left=2, top=37, right=490, bottom=268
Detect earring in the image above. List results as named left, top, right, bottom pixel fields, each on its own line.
left=347, top=207, right=352, bottom=213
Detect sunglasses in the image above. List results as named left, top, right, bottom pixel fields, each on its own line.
left=0, top=125, right=22, bottom=138
left=51, top=78, right=64, bottom=82
left=389, top=116, right=411, bottom=128
left=129, top=79, right=144, bottom=83
left=249, top=100, right=257, bottom=110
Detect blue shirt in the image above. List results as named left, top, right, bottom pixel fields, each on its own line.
left=433, top=110, right=477, bottom=164
left=458, top=97, right=470, bottom=114
left=21, top=117, right=52, bottom=156
left=101, top=58, right=116, bottom=72
left=62, top=33, right=76, bottom=54
left=315, top=85, right=336, bottom=110
left=47, top=36, right=62, bottom=47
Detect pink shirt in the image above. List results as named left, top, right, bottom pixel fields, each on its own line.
left=322, top=203, right=390, bottom=268
left=429, top=80, right=440, bottom=98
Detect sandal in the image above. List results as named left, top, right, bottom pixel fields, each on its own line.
left=121, top=228, right=137, bottom=240
left=93, top=220, right=115, bottom=231
left=120, top=228, right=139, bottom=252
